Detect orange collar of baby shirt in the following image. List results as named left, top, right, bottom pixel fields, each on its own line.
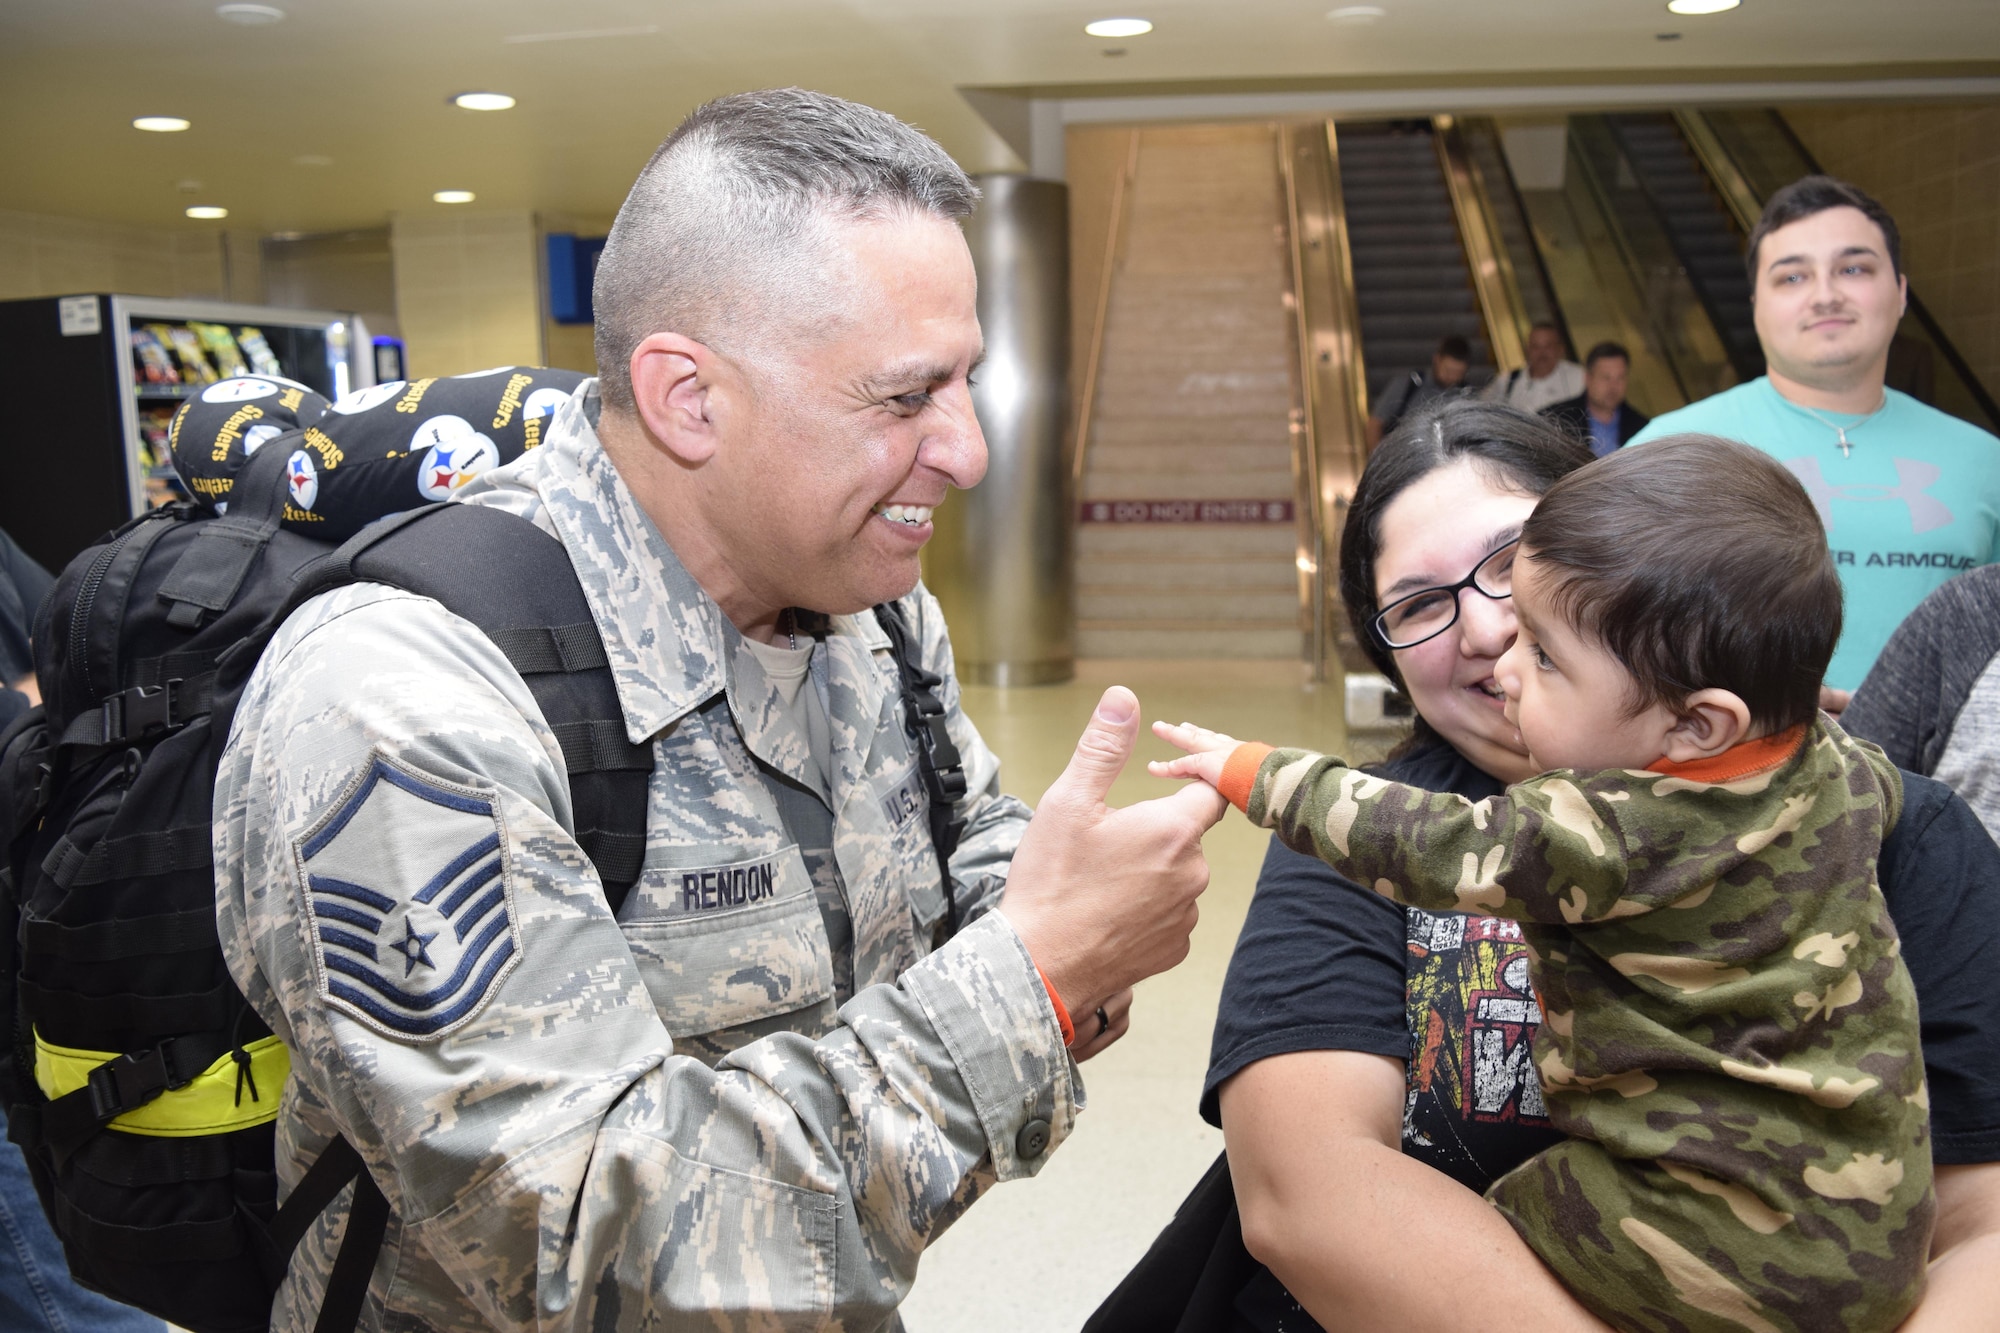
left=1644, top=723, right=1807, bottom=783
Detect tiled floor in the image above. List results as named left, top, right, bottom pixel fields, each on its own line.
left=902, top=659, right=1375, bottom=1332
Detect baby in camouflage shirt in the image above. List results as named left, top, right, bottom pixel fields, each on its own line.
left=1158, top=435, right=1932, bottom=1333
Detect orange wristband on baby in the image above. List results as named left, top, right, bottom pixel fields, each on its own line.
left=1036, top=965, right=1075, bottom=1045
left=1217, top=742, right=1275, bottom=813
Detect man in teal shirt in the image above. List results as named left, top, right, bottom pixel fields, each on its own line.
left=1631, top=176, right=2000, bottom=690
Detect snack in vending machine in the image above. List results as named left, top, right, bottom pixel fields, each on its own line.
left=190, top=322, right=250, bottom=378
left=130, top=327, right=181, bottom=384
left=235, top=326, right=284, bottom=377
left=152, top=324, right=219, bottom=383
left=137, top=404, right=186, bottom=508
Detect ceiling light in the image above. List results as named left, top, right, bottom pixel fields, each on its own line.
left=433, top=190, right=476, bottom=204
left=185, top=206, right=229, bottom=220
left=216, top=3, right=286, bottom=23
left=1665, top=0, right=1738, bottom=12
left=1327, top=5, right=1386, bottom=22
left=1084, top=18, right=1152, bottom=37
left=452, top=91, right=516, bottom=111
left=133, top=116, right=191, bottom=132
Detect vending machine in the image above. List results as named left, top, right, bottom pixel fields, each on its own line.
left=0, top=294, right=374, bottom=573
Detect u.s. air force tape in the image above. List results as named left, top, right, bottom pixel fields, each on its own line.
left=169, top=367, right=588, bottom=540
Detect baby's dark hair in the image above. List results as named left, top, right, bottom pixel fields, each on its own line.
left=1518, top=434, right=1841, bottom=732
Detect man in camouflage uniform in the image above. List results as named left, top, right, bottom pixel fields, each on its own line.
left=215, top=90, right=1223, bottom=1331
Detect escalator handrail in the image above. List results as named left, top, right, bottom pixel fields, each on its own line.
left=1432, top=115, right=1527, bottom=374
left=1071, top=129, right=1142, bottom=485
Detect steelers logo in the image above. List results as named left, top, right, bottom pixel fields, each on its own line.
left=243, top=423, right=283, bottom=455
left=413, top=415, right=501, bottom=501
left=328, top=381, right=405, bottom=415
left=285, top=450, right=319, bottom=511
left=202, top=377, right=279, bottom=404
left=522, top=387, right=569, bottom=420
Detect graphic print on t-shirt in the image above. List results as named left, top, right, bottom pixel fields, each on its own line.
left=1403, top=907, right=1563, bottom=1193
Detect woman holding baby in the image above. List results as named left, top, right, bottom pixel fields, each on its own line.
left=1089, top=399, right=2000, bottom=1332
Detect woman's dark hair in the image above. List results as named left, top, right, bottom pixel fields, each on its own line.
left=1339, top=398, right=1592, bottom=689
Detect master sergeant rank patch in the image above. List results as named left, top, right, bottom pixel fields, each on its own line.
left=296, top=755, right=520, bottom=1042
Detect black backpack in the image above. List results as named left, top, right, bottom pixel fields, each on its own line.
left=0, top=433, right=969, bottom=1332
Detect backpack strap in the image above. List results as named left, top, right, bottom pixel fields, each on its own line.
left=286, top=503, right=652, bottom=912
left=154, top=434, right=299, bottom=632
left=872, top=602, right=968, bottom=937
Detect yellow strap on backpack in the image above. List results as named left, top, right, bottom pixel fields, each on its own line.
left=33, top=1030, right=289, bottom=1137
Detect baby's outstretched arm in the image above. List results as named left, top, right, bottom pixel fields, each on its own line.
left=1157, top=727, right=1640, bottom=925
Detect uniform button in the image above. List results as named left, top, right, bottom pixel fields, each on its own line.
left=1016, top=1118, right=1051, bottom=1160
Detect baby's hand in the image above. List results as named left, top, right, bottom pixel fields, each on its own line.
left=1148, top=720, right=1242, bottom=789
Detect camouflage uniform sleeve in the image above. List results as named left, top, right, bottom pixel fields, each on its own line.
left=903, top=584, right=1031, bottom=925
left=216, top=585, right=1077, bottom=1330
left=1243, top=747, right=1644, bottom=925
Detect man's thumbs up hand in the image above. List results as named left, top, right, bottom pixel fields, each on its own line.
left=1000, top=688, right=1227, bottom=1026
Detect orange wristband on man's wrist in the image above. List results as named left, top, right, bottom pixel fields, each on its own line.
left=1035, top=965, right=1074, bottom=1045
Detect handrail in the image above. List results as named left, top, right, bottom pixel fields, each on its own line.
left=1672, top=110, right=1762, bottom=236
left=1433, top=113, right=1527, bottom=373
left=1278, top=120, right=1371, bottom=678
left=1071, top=129, right=1141, bottom=484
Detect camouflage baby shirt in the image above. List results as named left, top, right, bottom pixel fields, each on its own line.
left=1217, top=717, right=1933, bottom=1333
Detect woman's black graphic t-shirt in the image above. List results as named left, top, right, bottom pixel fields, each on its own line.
left=1202, top=737, right=2000, bottom=1333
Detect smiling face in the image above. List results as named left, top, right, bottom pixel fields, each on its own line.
left=1752, top=205, right=1907, bottom=393
left=1372, top=458, right=1540, bottom=783
left=703, top=210, right=987, bottom=618
left=1493, top=551, right=1680, bottom=774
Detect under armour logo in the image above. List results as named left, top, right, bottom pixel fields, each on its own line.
left=1786, top=457, right=1954, bottom=535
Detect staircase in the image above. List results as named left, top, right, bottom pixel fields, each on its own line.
left=1336, top=121, right=1490, bottom=405
left=1076, top=124, right=1302, bottom=659
left=1608, top=114, right=1764, bottom=382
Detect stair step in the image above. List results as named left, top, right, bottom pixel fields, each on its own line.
left=1079, top=588, right=1300, bottom=621
left=1078, top=625, right=1301, bottom=659
left=1080, top=471, right=1296, bottom=501
left=1079, top=524, right=1298, bottom=557
left=1087, top=441, right=1294, bottom=475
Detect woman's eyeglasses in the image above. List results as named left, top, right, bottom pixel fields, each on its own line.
left=1370, top=539, right=1519, bottom=650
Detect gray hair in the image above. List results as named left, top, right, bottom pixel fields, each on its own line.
left=592, top=88, right=980, bottom=411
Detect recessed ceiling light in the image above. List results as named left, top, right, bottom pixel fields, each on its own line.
left=1327, top=5, right=1386, bottom=23
left=215, top=3, right=286, bottom=23
left=1084, top=18, right=1153, bottom=37
left=1665, top=0, right=1738, bottom=12
left=451, top=91, right=516, bottom=111
left=293, top=153, right=333, bottom=167
left=133, top=116, right=191, bottom=132
left=185, top=206, right=229, bottom=220
left=433, top=190, right=476, bottom=204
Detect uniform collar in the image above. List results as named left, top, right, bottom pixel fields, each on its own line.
left=527, top=381, right=895, bottom=744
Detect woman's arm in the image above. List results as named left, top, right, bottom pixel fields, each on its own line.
left=1901, top=1162, right=2000, bottom=1332
left=1220, top=1050, right=1610, bottom=1333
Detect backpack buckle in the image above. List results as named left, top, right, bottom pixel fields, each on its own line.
left=84, top=1039, right=195, bottom=1124
left=101, top=680, right=181, bottom=744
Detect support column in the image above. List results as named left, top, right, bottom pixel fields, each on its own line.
left=927, top=174, right=1074, bottom=686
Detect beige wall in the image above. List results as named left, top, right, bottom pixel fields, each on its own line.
left=0, top=208, right=228, bottom=303
left=389, top=210, right=543, bottom=377
left=539, top=212, right=615, bottom=378
left=1783, top=101, right=2000, bottom=402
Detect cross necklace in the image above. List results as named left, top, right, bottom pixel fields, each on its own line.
left=1793, top=392, right=1888, bottom=458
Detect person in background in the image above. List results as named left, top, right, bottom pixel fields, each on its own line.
left=1367, top=334, right=1471, bottom=448
left=0, top=524, right=161, bottom=1331
left=1630, top=174, right=2000, bottom=691
left=1480, top=321, right=1583, bottom=415
left=1844, top=563, right=2000, bottom=841
left=1540, top=341, right=1648, bottom=458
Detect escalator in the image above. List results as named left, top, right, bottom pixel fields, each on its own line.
left=1335, top=122, right=1493, bottom=405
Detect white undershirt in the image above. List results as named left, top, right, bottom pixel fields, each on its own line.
left=739, top=634, right=833, bottom=794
